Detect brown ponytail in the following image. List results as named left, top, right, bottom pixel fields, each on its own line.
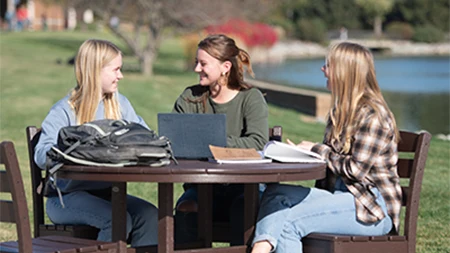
left=198, top=34, right=254, bottom=90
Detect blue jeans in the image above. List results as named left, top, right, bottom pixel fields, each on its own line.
left=252, top=178, right=393, bottom=253
left=46, top=189, right=158, bottom=247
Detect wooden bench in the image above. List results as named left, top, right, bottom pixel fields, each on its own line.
left=26, top=126, right=100, bottom=239
left=302, top=130, right=432, bottom=253
left=0, top=141, right=131, bottom=253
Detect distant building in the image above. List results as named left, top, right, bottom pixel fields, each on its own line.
left=28, top=0, right=65, bottom=31
left=1, top=0, right=65, bottom=31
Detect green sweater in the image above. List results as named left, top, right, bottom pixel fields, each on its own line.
left=172, top=85, right=269, bottom=150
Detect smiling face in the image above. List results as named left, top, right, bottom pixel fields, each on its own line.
left=101, top=54, right=123, bottom=95
left=194, top=49, right=229, bottom=86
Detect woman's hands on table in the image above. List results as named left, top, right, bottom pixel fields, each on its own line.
left=286, top=139, right=316, bottom=151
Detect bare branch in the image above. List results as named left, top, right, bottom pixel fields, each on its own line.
left=66, top=0, right=276, bottom=75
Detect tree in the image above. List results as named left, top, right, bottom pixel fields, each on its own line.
left=354, top=0, right=395, bottom=37
left=327, top=0, right=362, bottom=29
left=54, top=0, right=275, bottom=76
left=389, top=0, right=449, bottom=32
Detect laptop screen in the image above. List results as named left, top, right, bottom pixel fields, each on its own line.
left=157, top=113, right=227, bottom=159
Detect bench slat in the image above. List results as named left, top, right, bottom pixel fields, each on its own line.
left=306, top=233, right=351, bottom=242
left=389, top=236, right=407, bottom=241
left=0, top=171, right=9, bottom=192
left=351, top=236, right=370, bottom=242
left=397, top=131, right=419, bottom=152
left=0, top=200, right=15, bottom=222
left=397, top=159, right=413, bottom=178
left=369, top=235, right=389, bottom=241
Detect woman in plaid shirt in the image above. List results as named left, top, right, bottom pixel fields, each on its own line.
left=251, top=42, right=402, bottom=253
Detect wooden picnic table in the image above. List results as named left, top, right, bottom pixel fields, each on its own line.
left=57, top=160, right=326, bottom=253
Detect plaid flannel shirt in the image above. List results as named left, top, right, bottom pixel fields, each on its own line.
left=312, top=105, right=402, bottom=232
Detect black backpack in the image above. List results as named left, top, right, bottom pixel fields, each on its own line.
left=43, top=119, right=177, bottom=199
left=46, top=119, right=176, bottom=172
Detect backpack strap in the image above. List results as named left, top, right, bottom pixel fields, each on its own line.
left=43, top=137, right=93, bottom=208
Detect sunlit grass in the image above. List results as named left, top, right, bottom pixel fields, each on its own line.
left=0, top=31, right=448, bottom=252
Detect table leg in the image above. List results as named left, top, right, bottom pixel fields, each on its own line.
left=112, top=182, right=127, bottom=242
left=158, top=183, right=174, bottom=253
left=244, top=183, right=259, bottom=245
left=197, top=184, right=213, bottom=247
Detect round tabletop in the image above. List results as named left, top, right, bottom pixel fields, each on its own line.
left=58, top=160, right=326, bottom=183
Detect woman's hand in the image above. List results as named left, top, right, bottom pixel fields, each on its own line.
left=286, top=139, right=316, bottom=151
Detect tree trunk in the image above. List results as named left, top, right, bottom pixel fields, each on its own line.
left=6, top=0, right=16, bottom=31
left=140, top=52, right=154, bottom=76
left=374, top=15, right=383, bottom=38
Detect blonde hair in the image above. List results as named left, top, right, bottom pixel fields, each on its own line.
left=69, top=39, right=122, bottom=125
left=326, top=42, right=399, bottom=153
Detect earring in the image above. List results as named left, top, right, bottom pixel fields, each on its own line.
left=219, top=72, right=228, bottom=86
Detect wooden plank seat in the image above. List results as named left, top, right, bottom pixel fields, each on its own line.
left=26, top=126, right=100, bottom=239
left=302, top=130, right=432, bottom=253
left=0, top=236, right=128, bottom=253
left=0, top=141, right=131, bottom=253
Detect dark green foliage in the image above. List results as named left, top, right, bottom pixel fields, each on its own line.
left=276, top=0, right=329, bottom=27
left=268, top=0, right=449, bottom=40
left=387, top=0, right=449, bottom=32
left=385, top=21, right=415, bottom=40
left=326, top=0, right=363, bottom=29
left=295, top=18, right=328, bottom=43
left=412, top=24, right=445, bottom=43
left=295, top=18, right=327, bottom=43
left=268, top=15, right=296, bottom=38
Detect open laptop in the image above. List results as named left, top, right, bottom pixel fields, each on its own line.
left=157, top=113, right=227, bottom=159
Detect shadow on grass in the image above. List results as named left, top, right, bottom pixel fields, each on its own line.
left=158, top=50, right=186, bottom=61
left=26, top=37, right=85, bottom=53
left=26, top=36, right=134, bottom=58
left=122, top=64, right=190, bottom=76
left=120, top=63, right=190, bottom=76
left=26, top=36, right=190, bottom=76
left=153, top=65, right=189, bottom=76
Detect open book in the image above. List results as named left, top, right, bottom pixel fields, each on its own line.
left=208, top=145, right=272, bottom=164
left=263, top=140, right=325, bottom=163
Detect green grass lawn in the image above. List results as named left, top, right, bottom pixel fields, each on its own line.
left=0, top=31, right=449, bottom=252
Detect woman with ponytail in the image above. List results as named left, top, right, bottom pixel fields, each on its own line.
left=172, top=34, right=269, bottom=245
left=251, top=42, right=402, bottom=253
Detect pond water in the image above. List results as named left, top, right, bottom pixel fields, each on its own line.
left=253, top=56, right=450, bottom=134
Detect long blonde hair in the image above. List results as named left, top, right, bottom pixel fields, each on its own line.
left=326, top=42, right=399, bottom=153
left=69, top=39, right=121, bottom=125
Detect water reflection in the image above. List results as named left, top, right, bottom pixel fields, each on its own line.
left=253, top=56, right=450, bottom=134
left=384, top=92, right=449, bottom=135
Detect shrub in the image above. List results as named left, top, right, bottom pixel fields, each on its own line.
left=268, top=16, right=295, bottom=38
left=295, top=18, right=327, bottom=43
left=205, top=19, right=278, bottom=48
left=181, top=32, right=206, bottom=71
left=412, top=24, right=445, bottom=43
left=385, top=21, right=415, bottom=40
left=182, top=20, right=279, bottom=70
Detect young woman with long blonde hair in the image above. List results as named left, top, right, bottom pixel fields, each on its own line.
left=35, top=39, right=158, bottom=247
left=251, top=42, right=402, bottom=253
